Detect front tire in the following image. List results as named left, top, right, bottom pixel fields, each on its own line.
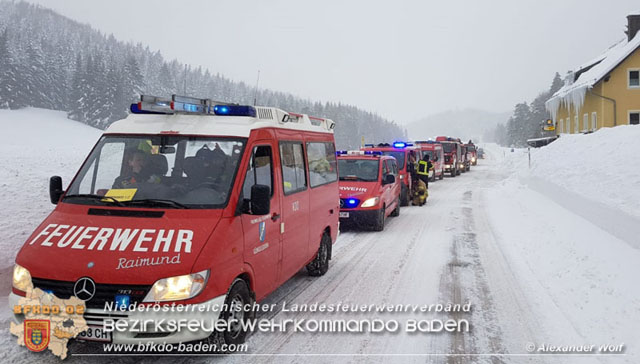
left=207, top=279, right=254, bottom=349
left=373, top=206, right=385, bottom=231
left=400, top=184, right=409, bottom=206
left=391, top=197, right=400, bottom=217
left=450, top=168, right=456, bottom=177
left=306, top=233, right=331, bottom=276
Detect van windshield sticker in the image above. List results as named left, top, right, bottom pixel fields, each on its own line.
left=29, top=224, right=193, bottom=253
left=104, top=188, right=137, bottom=202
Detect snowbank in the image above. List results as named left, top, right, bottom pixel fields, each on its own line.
left=482, top=133, right=640, bottom=363
left=0, top=108, right=101, bottom=270
left=529, top=126, right=640, bottom=220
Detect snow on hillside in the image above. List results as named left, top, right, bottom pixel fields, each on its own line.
left=0, top=108, right=101, bottom=272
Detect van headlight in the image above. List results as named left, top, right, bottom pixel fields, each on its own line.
left=13, top=264, right=33, bottom=292
left=143, top=270, right=209, bottom=302
left=361, top=197, right=379, bottom=208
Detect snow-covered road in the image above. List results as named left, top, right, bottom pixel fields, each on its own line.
left=1, top=112, right=638, bottom=363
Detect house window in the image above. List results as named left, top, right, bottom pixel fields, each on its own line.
left=574, top=115, right=579, bottom=133
left=630, top=111, right=640, bottom=125
left=583, top=113, right=589, bottom=132
left=591, top=112, right=597, bottom=130
left=629, top=70, right=640, bottom=88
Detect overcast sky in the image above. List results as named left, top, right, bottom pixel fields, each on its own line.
left=25, top=0, right=640, bottom=123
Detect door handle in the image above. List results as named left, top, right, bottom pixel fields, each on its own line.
left=271, top=213, right=280, bottom=222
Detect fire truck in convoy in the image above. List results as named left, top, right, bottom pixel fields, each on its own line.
left=360, top=142, right=420, bottom=206
left=10, top=94, right=339, bottom=347
left=435, top=136, right=463, bottom=177
left=466, top=142, right=478, bottom=166
left=336, top=150, right=401, bottom=231
left=414, top=141, right=444, bottom=181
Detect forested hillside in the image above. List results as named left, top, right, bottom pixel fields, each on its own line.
left=0, top=1, right=405, bottom=148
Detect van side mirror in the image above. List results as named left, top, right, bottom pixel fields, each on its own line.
left=250, top=184, right=271, bottom=215
left=49, top=176, right=64, bottom=204
left=383, top=174, right=395, bottom=185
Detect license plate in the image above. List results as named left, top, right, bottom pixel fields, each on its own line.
left=339, top=212, right=349, bottom=218
left=77, top=326, right=112, bottom=342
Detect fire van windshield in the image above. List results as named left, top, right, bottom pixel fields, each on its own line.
left=441, top=143, right=456, bottom=153
left=381, top=151, right=405, bottom=169
left=337, top=159, right=379, bottom=182
left=64, top=135, right=246, bottom=209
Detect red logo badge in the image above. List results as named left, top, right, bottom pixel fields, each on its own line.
left=24, top=320, right=50, bottom=352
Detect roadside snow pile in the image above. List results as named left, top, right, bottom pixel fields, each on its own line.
left=0, top=108, right=101, bottom=270
left=528, top=126, right=640, bottom=220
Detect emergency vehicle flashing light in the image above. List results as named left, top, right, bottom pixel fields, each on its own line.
left=392, top=141, right=414, bottom=148
left=345, top=198, right=359, bottom=208
left=131, top=94, right=258, bottom=117
left=336, top=150, right=383, bottom=156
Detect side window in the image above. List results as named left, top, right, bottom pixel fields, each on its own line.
left=242, top=145, right=273, bottom=205
left=382, top=160, right=390, bottom=178
left=391, top=160, right=399, bottom=175
left=306, top=142, right=338, bottom=188
left=629, top=69, right=640, bottom=88
left=280, top=142, right=307, bottom=195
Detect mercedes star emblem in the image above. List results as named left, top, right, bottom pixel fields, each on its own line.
left=73, top=277, right=96, bottom=301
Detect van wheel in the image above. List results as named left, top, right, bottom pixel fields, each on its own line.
left=400, top=184, right=409, bottom=206
left=391, top=197, right=400, bottom=217
left=207, top=279, right=254, bottom=349
left=307, top=233, right=331, bottom=276
left=373, top=206, right=385, bottom=231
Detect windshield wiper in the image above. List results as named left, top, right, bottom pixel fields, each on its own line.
left=122, top=199, right=189, bottom=209
left=63, top=194, right=125, bottom=207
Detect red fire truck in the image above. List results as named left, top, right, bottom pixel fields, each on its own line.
left=337, top=150, right=401, bottom=231
left=10, top=95, right=339, bottom=347
left=435, top=136, right=463, bottom=177
left=361, top=142, right=420, bottom=206
left=466, top=142, right=478, bottom=166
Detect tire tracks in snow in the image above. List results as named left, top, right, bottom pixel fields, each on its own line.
left=439, top=189, right=507, bottom=364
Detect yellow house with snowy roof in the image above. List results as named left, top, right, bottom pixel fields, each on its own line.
left=546, top=13, right=640, bottom=134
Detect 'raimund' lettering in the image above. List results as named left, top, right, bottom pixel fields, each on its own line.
left=29, top=224, right=193, bottom=254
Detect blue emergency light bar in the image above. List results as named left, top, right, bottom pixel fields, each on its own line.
left=130, top=94, right=257, bottom=117
left=364, top=150, right=383, bottom=155
left=213, top=105, right=257, bottom=117
left=392, top=141, right=414, bottom=148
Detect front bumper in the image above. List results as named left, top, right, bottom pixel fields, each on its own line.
left=339, top=209, right=380, bottom=226
left=9, top=292, right=227, bottom=344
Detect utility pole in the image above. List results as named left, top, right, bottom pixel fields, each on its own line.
left=253, top=70, right=260, bottom=106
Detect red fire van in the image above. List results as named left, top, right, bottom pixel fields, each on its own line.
left=10, top=95, right=339, bottom=347
left=414, top=141, right=445, bottom=181
left=336, top=151, right=401, bottom=231
left=360, top=142, right=420, bottom=206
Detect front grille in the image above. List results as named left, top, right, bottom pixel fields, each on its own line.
left=84, top=308, right=128, bottom=326
left=31, top=277, right=151, bottom=309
